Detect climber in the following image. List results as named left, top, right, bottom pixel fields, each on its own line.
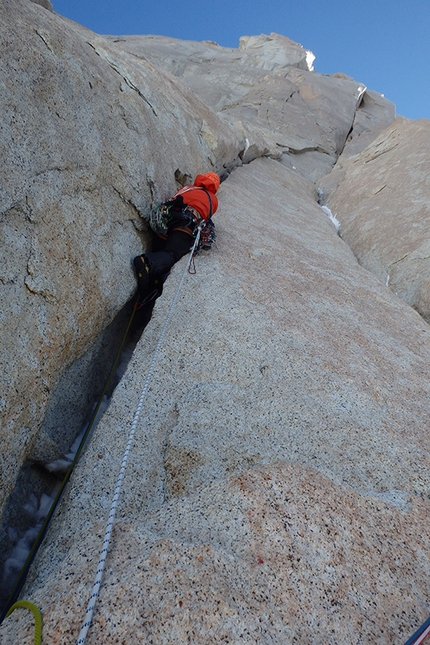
left=133, top=171, right=220, bottom=296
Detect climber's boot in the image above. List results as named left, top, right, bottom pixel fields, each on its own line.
left=133, top=254, right=151, bottom=295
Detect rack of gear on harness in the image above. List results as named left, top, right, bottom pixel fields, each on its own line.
left=195, top=217, right=216, bottom=252
left=149, top=202, right=216, bottom=253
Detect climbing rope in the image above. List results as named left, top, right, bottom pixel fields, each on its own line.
left=404, top=616, right=430, bottom=645
left=76, top=225, right=203, bottom=645
left=5, top=601, right=42, bottom=645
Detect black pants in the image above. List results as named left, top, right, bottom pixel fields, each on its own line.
left=146, top=229, right=193, bottom=277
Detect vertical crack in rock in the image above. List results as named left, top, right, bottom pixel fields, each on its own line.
left=0, top=295, right=153, bottom=610
left=34, top=28, right=53, bottom=52
left=112, top=186, right=142, bottom=217
left=146, top=174, right=157, bottom=204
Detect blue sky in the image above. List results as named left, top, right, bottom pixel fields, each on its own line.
left=52, top=0, right=429, bottom=120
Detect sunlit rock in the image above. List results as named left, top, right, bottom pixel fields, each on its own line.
left=0, top=1, right=428, bottom=641
left=0, top=0, right=241, bottom=518
left=2, top=159, right=429, bottom=644
left=319, top=116, right=430, bottom=322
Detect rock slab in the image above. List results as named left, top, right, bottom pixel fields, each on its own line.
left=2, top=159, right=429, bottom=644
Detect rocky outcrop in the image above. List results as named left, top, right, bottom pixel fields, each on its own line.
left=319, top=116, right=430, bottom=323
left=108, top=34, right=395, bottom=180
left=30, top=0, right=53, bottom=10
left=2, top=158, right=429, bottom=643
left=341, top=87, right=398, bottom=157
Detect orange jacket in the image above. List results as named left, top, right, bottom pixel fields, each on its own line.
left=174, top=172, right=219, bottom=220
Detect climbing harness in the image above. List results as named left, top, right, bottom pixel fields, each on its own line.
left=5, top=601, right=42, bottom=645
left=0, top=297, right=141, bottom=626
left=149, top=184, right=215, bottom=243
left=76, top=224, right=203, bottom=645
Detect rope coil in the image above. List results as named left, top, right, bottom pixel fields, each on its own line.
left=76, top=226, right=203, bottom=644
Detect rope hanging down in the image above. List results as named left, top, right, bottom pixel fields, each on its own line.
left=76, top=225, right=203, bottom=645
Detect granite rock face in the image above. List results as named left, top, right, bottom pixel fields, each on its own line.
left=319, top=116, right=430, bottom=323
left=2, top=159, right=429, bottom=643
left=0, top=3, right=398, bottom=520
left=0, top=0, right=395, bottom=527
left=30, top=0, right=53, bottom=10
left=1, top=1, right=429, bottom=642
left=341, top=88, right=398, bottom=158
left=0, top=0, right=241, bottom=518
left=109, top=33, right=395, bottom=180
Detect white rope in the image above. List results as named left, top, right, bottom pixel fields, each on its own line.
left=76, top=229, right=202, bottom=645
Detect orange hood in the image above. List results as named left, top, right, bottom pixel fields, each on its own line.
left=193, top=172, right=220, bottom=194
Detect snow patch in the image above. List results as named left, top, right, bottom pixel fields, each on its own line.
left=3, top=492, right=57, bottom=582
left=320, top=205, right=340, bottom=232
left=306, top=50, right=315, bottom=71
left=2, top=395, right=111, bottom=590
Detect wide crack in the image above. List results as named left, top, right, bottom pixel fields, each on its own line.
left=0, top=291, right=155, bottom=615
